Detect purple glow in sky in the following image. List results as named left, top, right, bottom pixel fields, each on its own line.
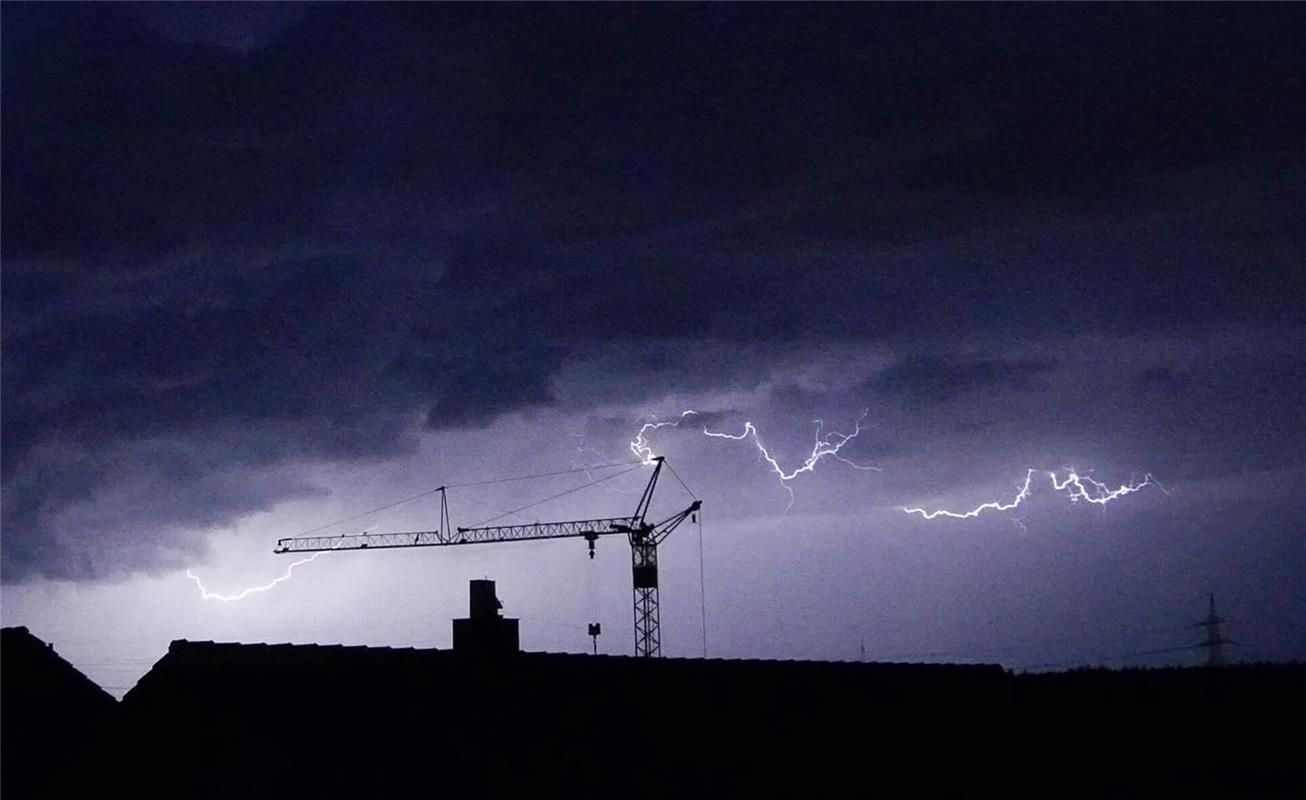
left=3, top=4, right=1304, bottom=696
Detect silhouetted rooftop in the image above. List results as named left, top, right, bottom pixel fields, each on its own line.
left=130, top=637, right=1000, bottom=694
left=1, top=625, right=117, bottom=709
left=1, top=626, right=119, bottom=797
left=8, top=627, right=1303, bottom=796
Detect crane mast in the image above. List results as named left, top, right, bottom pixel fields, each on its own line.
left=273, top=457, right=699, bottom=658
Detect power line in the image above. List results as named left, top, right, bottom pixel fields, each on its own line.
left=1014, top=644, right=1202, bottom=671
left=868, top=613, right=1232, bottom=667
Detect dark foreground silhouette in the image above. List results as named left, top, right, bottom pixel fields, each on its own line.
left=4, top=615, right=1303, bottom=797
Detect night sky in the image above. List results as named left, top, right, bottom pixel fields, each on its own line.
left=3, top=3, right=1304, bottom=694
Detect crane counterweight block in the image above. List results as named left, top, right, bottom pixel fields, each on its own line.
left=272, top=459, right=699, bottom=658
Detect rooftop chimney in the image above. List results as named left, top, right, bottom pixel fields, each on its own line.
left=452, top=579, right=519, bottom=656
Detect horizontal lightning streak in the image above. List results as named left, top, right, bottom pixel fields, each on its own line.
left=186, top=460, right=639, bottom=602
left=187, top=550, right=330, bottom=602
left=902, top=469, right=1156, bottom=520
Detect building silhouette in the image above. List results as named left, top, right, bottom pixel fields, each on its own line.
left=1, top=626, right=119, bottom=797
left=4, top=584, right=1304, bottom=797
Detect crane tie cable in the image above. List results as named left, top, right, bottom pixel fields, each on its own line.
left=448, top=462, right=637, bottom=489
left=284, top=462, right=641, bottom=539
left=665, top=460, right=698, bottom=500
left=289, top=486, right=449, bottom=538
left=465, top=465, right=642, bottom=528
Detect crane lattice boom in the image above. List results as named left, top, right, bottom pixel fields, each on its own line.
left=274, top=518, right=639, bottom=554
left=272, top=457, right=699, bottom=658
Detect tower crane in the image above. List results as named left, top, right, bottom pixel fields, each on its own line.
left=272, top=457, right=700, bottom=658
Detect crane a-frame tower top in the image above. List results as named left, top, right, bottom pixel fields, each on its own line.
left=273, top=458, right=700, bottom=658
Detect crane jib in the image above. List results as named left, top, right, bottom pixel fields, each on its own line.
left=271, top=457, right=700, bottom=658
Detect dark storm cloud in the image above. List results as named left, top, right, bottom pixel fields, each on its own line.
left=1, top=442, right=328, bottom=582
left=1136, top=366, right=1193, bottom=393
left=872, top=357, right=1059, bottom=405
left=135, top=2, right=307, bottom=54
left=422, top=359, right=561, bottom=431
left=3, top=3, right=1304, bottom=579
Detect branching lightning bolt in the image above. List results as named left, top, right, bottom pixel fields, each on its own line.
left=186, top=535, right=356, bottom=602
left=631, top=409, right=879, bottom=509
left=187, top=552, right=328, bottom=602
left=902, top=469, right=1157, bottom=521
left=187, top=551, right=330, bottom=602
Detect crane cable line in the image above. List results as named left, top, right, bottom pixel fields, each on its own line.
left=289, top=485, right=447, bottom=539
left=285, top=461, right=641, bottom=539
left=449, top=462, right=637, bottom=489
left=647, top=458, right=706, bottom=657
left=666, top=460, right=698, bottom=500
left=698, top=506, right=708, bottom=659
left=466, top=465, right=642, bottom=527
